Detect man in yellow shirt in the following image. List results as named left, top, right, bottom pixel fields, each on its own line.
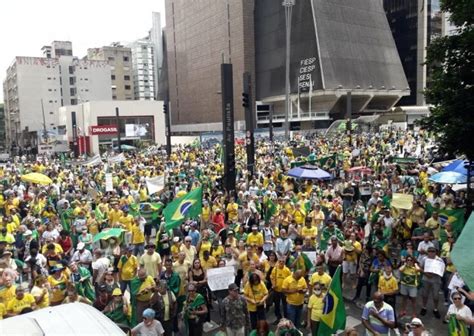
left=301, top=219, right=317, bottom=242
left=118, top=247, right=138, bottom=293
left=201, top=250, right=217, bottom=270
left=270, top=257, right=292, bottom=321
left=292, top=203, right=306, bottom=226
left=282, top=270, right=307, bottom=328
left=6, top=287, right=36, bottom=317
left=131, top=217, right=145, bottom=256
left=226, top=198, right=239, bottom=223
left=108, top=204, right=123, bottom=227
left=0, top=275, right=16, bottom=305
left=246, top=225, right=264, bottom=247
left=133, top=268, right=156, bottom=324
left=309, top=263, right=332, bottom=292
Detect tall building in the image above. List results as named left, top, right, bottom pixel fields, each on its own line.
left=150, top=12, right=163, bottom=100
left=128, top=38, right=155, bottom=100
left=2, top=41, right=112, bottom=151
left=0, top=104, right=5, bottom=151
left=163, top=0, right=408, bottom=133
left=87, top=44, right=134, bottom=100
left=384, top=0, right=449, bottom=106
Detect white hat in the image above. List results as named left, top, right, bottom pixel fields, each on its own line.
left=24, top=230, right=33, bottom=236
left=173, top=237, right=180, bottom=243
left=77, top=242, right=85, bottom=250
left=410, top=317, right=423, bottom=327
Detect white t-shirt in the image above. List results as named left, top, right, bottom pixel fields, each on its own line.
left=131, top=320, right=165, bottom=336
left=447, top=304, right=473, bottom=321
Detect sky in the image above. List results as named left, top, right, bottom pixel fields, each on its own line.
left=0, top=0, right=166, bottom=100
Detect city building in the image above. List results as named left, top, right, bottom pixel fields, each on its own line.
left=2, top=41, right=112, bottom=152
left=0, top=104, right=5, bottom=151
left=58, top=100, right=165, bottom=154
left=384, top=0, right=451, bottom=106
left=127, top=38, right=155, bottom=101
left=87, top=44, right=134, bottom=100
left=163, top=0, right=408, bottom=133
left=150, top=12, right=163, bottom=100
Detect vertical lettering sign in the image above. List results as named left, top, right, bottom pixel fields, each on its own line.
left=298, top=57, right=317, bottom=92
left=221, top=64, right=236, bottom=192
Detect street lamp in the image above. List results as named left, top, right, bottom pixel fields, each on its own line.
left=283, top=0, right=295, bottom=141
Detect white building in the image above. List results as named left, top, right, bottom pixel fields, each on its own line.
left=128, top=39, right=155, bottom=101
left=58, top=100, right=165, bottom=155
left=2, top=41, right=112, bottom=152
left=150, top=12, right=163, bottom=100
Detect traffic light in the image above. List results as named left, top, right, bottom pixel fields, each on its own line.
left=242, top=93, right=249, bottom=108
left=163, top=103, right=168, bottom=114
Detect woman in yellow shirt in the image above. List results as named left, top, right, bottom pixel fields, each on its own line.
left=30, top=275, right=50, bottom=309
left=243, top=273, right=268, bottom=331
left=307, top=283, right=325, bottom=335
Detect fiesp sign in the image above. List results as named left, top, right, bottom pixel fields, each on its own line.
left=89, top=125, right=118, bottom=135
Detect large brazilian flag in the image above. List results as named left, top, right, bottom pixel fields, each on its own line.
left=317, top=266, right=346, bottom=335
left=163, top=187, right=202, bottom=231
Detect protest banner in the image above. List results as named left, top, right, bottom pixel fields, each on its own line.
left=424, top=258, right=446, bottom=277
left=206, top=266, right=235, bottom=291
left=146, top=176, right=165, bottom=195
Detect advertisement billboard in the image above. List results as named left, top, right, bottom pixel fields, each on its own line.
left=38, top=126, right=69, bottom=154
left=125, top=124, right=148, bottom=137
left=89, top=125, right=118, bottom=135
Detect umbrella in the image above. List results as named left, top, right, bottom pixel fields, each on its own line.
left=429, top=171, right=467, bottom=184
left=113, top=144, right=136, bottom=151
left=287, top=165, right=332, bottom=180
left=442, top=159, right=468, bottom=175
left=21, top=173, right=53, bottom=185
left=93, top=228, right=125, bottom=243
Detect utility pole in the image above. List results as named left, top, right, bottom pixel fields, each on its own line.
left=242, top=72, right=255, bottom=176
left=283, top=0, right=295, bottom=141
left=115, top=107, right=122, bottom=153
left=221, top=63, right=236, bottom=193
left=346, top=91, right=352, bottom=146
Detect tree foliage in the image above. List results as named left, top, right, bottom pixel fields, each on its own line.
left=419, top=0, right=474, bottom=159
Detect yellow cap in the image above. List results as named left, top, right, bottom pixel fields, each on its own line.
left=112, top=288, right=122, bottom=296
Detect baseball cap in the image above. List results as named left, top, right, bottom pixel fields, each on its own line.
left=228, top=283, right=239, bottom=291
left=410, top=317, right=423, bottom=327
left=24, top=230, right=33, bottom=236
left=77, top=242, right=85, bottom=250
left=143, top=308, right=155, bottom=319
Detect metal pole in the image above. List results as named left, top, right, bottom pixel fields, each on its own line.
left=243, top=72, right=255, bottom=176
left=115, top=107, right=122, bottom=153
left=269, top=104, right=274, bottom=143
left=346, top=91, right=352, bottom=145
left=82, top=103, right=86, bottom=155
left=164, top=100, right=171, bottom=157
left=283, top=0, right=295, bottom=141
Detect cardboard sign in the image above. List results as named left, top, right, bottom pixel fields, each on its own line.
left=424, top=258, right=445, bottom=277
left=206, top=266, right=235, bottom=291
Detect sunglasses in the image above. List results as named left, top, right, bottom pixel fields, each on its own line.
left=185, top=240, right=191, bottom=243
left=453, top=297, right=462, bottom=301
left=411, top=324, right=421, bottom=328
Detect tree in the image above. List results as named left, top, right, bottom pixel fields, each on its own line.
left=419, top=0, right=474, bottom=159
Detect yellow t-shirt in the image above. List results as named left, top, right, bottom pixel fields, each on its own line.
left=226, top=203, right=239, bottom=222
left=282, top=275, right=307, bottom=305
left=238, top=252, right=260, bottom=273
left=201, top=256, right=217, bottom=271
left=201, top=206, right=211, bottom=221
left=301, top=226, right=317, bottom=239
left=308, top=294, right=324, bottom=321
left=108, top=209, right=123, bottom=224
left=293, top=209, right=306, bottom=226
left=7, top=293, right=35, bottom=314
left=246, top=233, right=264, bottom=247
left=270, top=266, right=292, bottom=292
left=119, top=215, right=134, bottom=231
left=211, top=245, right=225, bottom=259
left=118, top=255, right=138, bottom=281
left=131, top=224, right=145, bottom=244
left=0, top=302, right=5, bottom=319
left=30, top=286, right=50, bottom=309
left=198, top=241, right=212, bottom=259
left=378, top=275, right=399, bottom=295
left=47, top=274, right=69, bottom=304
left=41, top=243, right=64, bottom=256
left=243, top=281, right=268, bottom=312
left=136, top=276, right=156, bottom=302
left=0, top=285, right=16, bottom=305
left=309, top=272, right=332, bottom=288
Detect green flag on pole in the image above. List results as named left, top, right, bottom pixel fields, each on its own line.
left=163, top=187, right=202, bottom=231
left=264, top=198, right=277, bottom=223
left=451, top=212, right=474, bottom=291
left=317, top=266, right=346, bottom=336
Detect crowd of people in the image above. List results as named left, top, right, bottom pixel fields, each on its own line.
left=0, top=128, right=472, bottom=336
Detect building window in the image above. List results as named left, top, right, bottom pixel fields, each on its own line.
left=71, top=99, right=77, bottom=105
left=123, top=56, right=129, bottom=62
left=69, top=66, right=74, bottom=74
left=125, top=85, right=131, bottom=90
left=124, top=75, right=130, bottom=81
left=108, top=57, right=115, bottom=61
left=49, top=111, right=54, bottom=115
left=70, top=88, right=77, bottom=96
left=111, top=74, right=116, bottom=80
left=48, top=89, right=52, bottom=92
left=112, top=95, right=117, bottom=100
left=69, top=77, right=76, bottom=85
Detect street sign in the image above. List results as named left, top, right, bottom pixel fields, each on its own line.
left=89, top=125, right=118, bottom=135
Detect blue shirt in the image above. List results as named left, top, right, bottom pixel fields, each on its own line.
left=188, top=230, right=200, bottom=246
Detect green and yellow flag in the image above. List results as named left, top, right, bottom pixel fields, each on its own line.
left=163, top=187, right=202, bottom=231
left=264, top=198, right=277, bottom=223
left=317, top=266, right=346, bottom=336
left=448, top=314, right=468, bottom=336
left=426, top=204, right=465, bottom=235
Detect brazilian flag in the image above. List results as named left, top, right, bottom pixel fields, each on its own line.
left=317, top=266, right=346, bottom=335
left=449, top=314, right=468, bottom=336
left=163, top=187, right=202, bottom=231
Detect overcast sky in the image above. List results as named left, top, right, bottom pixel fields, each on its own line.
left=0, top=0, right=166, bottom=101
